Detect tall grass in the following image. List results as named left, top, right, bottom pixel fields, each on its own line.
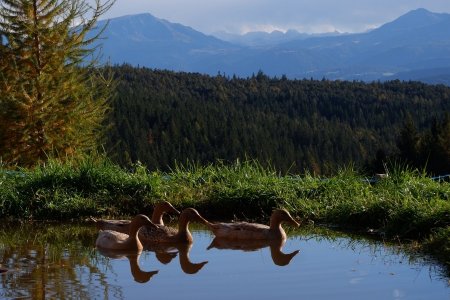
left=0, top=156, right=449, bottom=266
left=0, top=155, right=159, bottom=219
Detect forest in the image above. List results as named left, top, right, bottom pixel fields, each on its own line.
left=104, top=65, right=450, bottom=175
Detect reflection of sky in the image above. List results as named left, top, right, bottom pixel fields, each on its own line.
left=95, top=229, right=449, bottom=300
left=99, top=0, right=450, bottom=34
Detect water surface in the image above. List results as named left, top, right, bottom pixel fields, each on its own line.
left=0, top=222, right=448, bottom=299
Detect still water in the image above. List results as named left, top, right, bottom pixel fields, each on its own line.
left=0, top=222, right=448, bottom=299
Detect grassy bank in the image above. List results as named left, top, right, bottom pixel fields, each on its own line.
left=0, top=156, right=449, bottom=267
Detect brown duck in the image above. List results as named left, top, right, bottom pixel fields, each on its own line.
left=95, top=214, right=157, bottom=251
left=141, top=208, right=210, bottom=243
left=205, top=209, right=300, bottom=240
left=92, top=200, right=180, bottom=232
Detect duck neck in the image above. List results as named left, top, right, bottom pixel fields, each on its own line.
left=129, top=224, right=144, bottom=250
left=177, top=215, right=193, bottom=243
left=151, top=208, right=164, bottom=225
left=269, top=216, right=286, bottom=238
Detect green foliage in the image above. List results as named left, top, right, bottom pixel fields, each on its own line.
left=424, top=227, right=450, bottom=266
left=0, top=155, right=157, bottom=219
left=106, top=66, right=450, bottom=175
left=395, top=113, right=450, bottom=175
left=0, top=0, right=114, bottom=167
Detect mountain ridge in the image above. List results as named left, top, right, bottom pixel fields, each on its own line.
left=94, top=9, right=450, bottom=84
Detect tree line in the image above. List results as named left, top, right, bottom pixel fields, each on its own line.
left=1, top=1, right=448, bottom=175
left=104, top=66, right=450, bottom=175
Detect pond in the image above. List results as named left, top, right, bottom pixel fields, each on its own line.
left=0, top=222, right=448, bottom=299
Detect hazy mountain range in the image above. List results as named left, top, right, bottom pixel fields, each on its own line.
left=94, top=8, right=450, bottom=84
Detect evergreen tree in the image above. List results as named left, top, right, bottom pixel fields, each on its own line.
left=421, top=113, right=450, bottom=175
left=0, top=0, right=114, bottom=167
left=397, top=114, right=420, bottom=167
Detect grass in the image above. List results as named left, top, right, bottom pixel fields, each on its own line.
left=0, top=155, right=449, bottom=268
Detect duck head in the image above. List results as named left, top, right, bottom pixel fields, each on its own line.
left=159, top=201, right=181, bottom=215
left=179, top=208, right=209, bottom=226
left=177, top=208, right=210, bottom=243
left=270, top=209, right=300, bottom=228
left=129, top=214, right=157, bottom=235
left=153, top=201, right=181, bottom=224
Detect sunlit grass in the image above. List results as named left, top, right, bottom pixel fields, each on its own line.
left=0, top=155, right=449, bottom=268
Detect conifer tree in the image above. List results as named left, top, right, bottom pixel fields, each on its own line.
left=0, top=0, right=114, bottom=166
left=397, top=114, right=420, bottom=167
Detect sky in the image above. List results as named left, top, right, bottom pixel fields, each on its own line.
left=101, top=0, right=450, bottom=34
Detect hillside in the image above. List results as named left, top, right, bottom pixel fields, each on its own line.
left=105, top=66, right=450, bottom=174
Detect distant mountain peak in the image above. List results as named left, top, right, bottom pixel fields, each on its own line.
left=406, top=7, right=435, bottom=16
left=379, top=8, right=448, bottom=31
left=95, top=9, right=450, bottom=84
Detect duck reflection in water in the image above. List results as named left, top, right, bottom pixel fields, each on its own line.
left=145, top=242, right=208, bottom=274
left=207, top=237, right=300, bottom=266
left=97, top=248, right=159, bottom=283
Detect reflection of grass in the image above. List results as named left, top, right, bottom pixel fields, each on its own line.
left=0, top=222, right=112, bottom=299
left=0, top=156, right=449, bottom=269
left=0, top=222, right=98, bottom=259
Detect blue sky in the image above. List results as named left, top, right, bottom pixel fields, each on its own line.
left=103, top=0, right=450, bottom=34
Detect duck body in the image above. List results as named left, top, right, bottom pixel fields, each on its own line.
left=142, top=208, right=210, bottom=244
left=92, top=201, right=180, bottom=238
left=140, top=224, right=179, bottom=243
left=95, top=214, right=156, bottom=251
left=209, top=222, right=273, bottom=239
left=206, top=209, right=299, bottom=240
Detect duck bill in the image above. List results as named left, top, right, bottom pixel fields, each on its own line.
left=289, top=217, right=301, bottom=228
left=171, top=207, right=181, bottom=215
left=195, top=214, right=210, bottom=226
left=146, top=220, right=158, bottom=229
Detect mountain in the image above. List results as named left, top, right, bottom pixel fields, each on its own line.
left=261, top=8, right=450, bottom=81
left=93, top=13, right=239, bottom=72
left=94, top=9, right=450, bottom=83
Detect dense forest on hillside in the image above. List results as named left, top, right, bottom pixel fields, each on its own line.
left=105, top=65, right=450, bottom=175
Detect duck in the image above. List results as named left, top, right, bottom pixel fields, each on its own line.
left=151, top=200, right=181, bottom=225
left=207, top=237, right=299, bottom=266
left=141, top=208, right=210, bottom=244
left=95, top=214, right=157, bottom=251
left=205, top=209, right=300, bottom=240
left=91, top=200, right=180, bottom=233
